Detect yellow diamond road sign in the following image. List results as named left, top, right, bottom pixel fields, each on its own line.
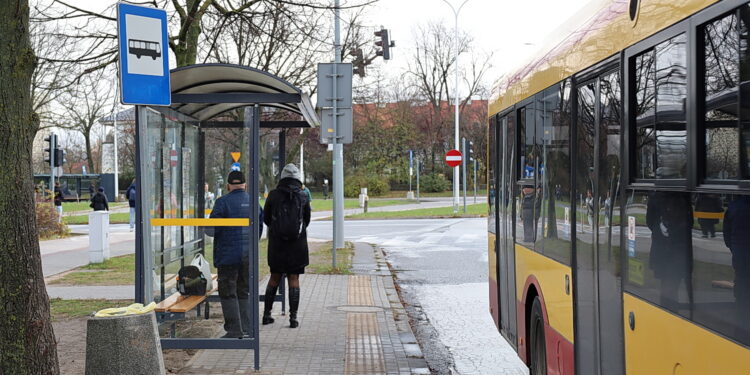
left=231, top=152, right=241, bottom=162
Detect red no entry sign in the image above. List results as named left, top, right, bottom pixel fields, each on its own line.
left=445, top=149, right=462, bottom=167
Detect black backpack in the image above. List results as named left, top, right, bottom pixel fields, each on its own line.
left=177, top=265, right=207, bottom=296
left=271, top=185, right=306, bottom=241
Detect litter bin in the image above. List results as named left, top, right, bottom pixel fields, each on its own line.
left=85, top=311, right=165, bottom=375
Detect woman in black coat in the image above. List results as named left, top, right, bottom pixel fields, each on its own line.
left=262, top=163, right=311, bottom=328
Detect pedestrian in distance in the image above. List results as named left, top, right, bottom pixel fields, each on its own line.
left=206, top=170, right=264, bottom=339
left=90, top=187, right=109, bottom=211
left=126, top=179, right=136, bottom=231
left=263, top=163, right=311, bottom=328
left=302, top=184, right=312, bottom=202
left=54, top=181, right=63, bottom=223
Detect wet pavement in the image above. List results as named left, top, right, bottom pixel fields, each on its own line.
left=308, top=218, right=528, bottom=375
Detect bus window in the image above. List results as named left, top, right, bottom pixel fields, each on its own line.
left=703, top=12, right=740, bottom=180
left=633, top=33, right=688, bottom=180
left=690, top=193, right=750, bottom=347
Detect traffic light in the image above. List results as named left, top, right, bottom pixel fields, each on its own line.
left=464, top=138, right=474, bottom=161
left=351, top=48, right=366, bottom=78
left=44, top=133, right=57, bottom=164
left=374, top=28, right=395, bottom=60
left=54, top=148, right=66, bottom=167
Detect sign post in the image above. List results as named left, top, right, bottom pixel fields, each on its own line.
left=117, top=3, right=170, bottom=106
left=445, top=149, right=462, bottom=168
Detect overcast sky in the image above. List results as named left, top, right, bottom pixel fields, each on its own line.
left=70, top=0, right=593, bottom=96
left=363, top=0, right=593, bottom=91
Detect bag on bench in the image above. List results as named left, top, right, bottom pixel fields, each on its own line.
left=177, top=265, right=207, bottom=296
left=191, top=253, right=213, bottom=291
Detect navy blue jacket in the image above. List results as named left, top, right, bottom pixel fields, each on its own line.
left=126, top=184, right=136, bottom=208
left=206, top=188, right=263, bottom=267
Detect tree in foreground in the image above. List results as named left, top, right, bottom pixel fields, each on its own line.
left=0, top=0, right=60, bottom=373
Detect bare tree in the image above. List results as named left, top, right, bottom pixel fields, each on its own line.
left=0, top=0, right=60, bottom=373
left=58, top=71, right=113, bottom=174
left=34, top=0, right=377, bottom=76
left=405, top=21, right=491, bottom=171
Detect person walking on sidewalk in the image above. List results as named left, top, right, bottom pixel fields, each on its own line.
left=126, top=180, right=136, bottom=231
left=206, top=171, right=256, bottom=338
left=54, top=181, right=63, bottom=222
left=90, top=187, right=109, bottom=211
left=263, top=163, right=311, bottom=328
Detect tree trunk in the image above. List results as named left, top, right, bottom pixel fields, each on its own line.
left=84, top=132, right=95, bottom=174
left=0, top=1, right=60, bottom=373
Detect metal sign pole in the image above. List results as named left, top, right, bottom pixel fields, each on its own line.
left=332, top=0, right=345, bottom=263
left=250, top=105, right=261, bottom=371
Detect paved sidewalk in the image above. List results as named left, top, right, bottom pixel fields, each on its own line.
left=178, top=243, right=429, bottom=375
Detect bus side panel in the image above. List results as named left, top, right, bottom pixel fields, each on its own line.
left=489, top=232, right=500, bottom=329
left=515, top=244, right=574, bottom=374
left=623, top=293, right=750, bottom=374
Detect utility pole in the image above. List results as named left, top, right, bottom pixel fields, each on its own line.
left=441, top=0, right=470, bottom=214
left=332, top=0, right=344, bottom=266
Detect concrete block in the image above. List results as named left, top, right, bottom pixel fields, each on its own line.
left=85, top=311, right=165, bottom=375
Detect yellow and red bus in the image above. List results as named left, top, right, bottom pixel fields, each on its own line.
left=487, top=0, right=750, bottom=373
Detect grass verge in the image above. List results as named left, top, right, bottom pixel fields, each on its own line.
left=49, top=298, right=131, bottom=320
left=49, top=254, right=135, bottom=286
left=62, top=201, right=127, bottom=212
left=63, top=212, right=130, bottom=225
left=307, top=241, right=354, bottom=274
left=347, top=203, right=487, bottom=219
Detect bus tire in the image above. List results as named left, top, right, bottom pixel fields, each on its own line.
left=529, top=297, right=547, bottom=375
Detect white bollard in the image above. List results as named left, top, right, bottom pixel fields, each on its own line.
left=89, top=211, right=110, bottom=263
left=358, top=188, right=368, bottom=208
left=406, top=191, right=415, bottom=200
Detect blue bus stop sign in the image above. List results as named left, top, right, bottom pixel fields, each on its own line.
left=117, top=3, right=170, bottom=106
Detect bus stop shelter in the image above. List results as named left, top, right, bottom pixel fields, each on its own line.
left=133, top=64, right=318, bottom=369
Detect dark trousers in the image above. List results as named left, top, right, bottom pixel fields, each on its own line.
left=217, top=260, right=249, bottom=301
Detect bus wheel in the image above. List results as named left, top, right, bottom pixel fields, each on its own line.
left=529, top=297, right=547, bottom=375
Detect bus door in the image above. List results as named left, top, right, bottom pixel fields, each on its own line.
left=499, top=112, right=518, bottom=346
left=573, top=68, right=624, bottom=375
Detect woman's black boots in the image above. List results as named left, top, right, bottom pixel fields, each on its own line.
left=289, top=287, right=300, bottom=328
left=262, top=283, right=278, bottom=325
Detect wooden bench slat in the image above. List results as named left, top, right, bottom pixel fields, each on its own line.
left=156, top=274, right=220, bottom=313
left=168, top=296, right=206, bottom=313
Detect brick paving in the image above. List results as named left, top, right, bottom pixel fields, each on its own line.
left=177, top=243, right=428, bottom=374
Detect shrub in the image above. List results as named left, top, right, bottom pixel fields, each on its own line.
left=36, top=202, right=69, bottom=239
left=421, top=173, right=450, bottom=192
left=344, top=175, right=391, bottom=198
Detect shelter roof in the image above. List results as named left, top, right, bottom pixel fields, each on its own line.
left=168, top=64, right=318, bottom=126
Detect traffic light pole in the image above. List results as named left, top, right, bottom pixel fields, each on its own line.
left=48, top=133, right=56, bottom=193
left=462, top=137, right=467, bottom=213
left=474, top=158, right=477, bottom=203
left=332, top=0, right=345, bottom=264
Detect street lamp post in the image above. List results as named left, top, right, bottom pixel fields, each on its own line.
left=440, top=0, right=470, bottom=213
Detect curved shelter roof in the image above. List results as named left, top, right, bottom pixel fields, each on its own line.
left=168, top=64, right=318, bottom=126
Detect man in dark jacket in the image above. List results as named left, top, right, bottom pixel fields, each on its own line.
left=90, top=187, right=109, bottom=211
left=206, top=170, right=256, bottom=338
left=126, top=180, right=136, bottom=232
left=263, top=163, right=311, bottom=328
